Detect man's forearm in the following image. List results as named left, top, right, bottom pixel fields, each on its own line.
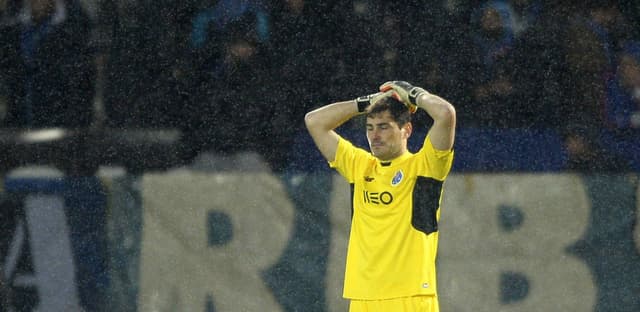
left=304, top=99, right=362, bottom=162
left=416, top=92, right=456, bottom=124
left=304, top=100, right=360, bottom=132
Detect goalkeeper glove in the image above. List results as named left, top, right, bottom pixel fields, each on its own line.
left=355, top=91, right=394, bottom=113
left=379, top=81, right=428, bottom=113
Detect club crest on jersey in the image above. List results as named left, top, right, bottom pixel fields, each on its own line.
left=391, top=170, right=404, bottom=186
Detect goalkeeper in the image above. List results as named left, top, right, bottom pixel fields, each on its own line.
left=305, top=81, right=456, bottom=312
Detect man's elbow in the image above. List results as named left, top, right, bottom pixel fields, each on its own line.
left=436, top=103, right=456, bottom=125
left=304, top=111, right=316, bottom=130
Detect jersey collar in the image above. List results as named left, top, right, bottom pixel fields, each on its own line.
left=377, top=151, right=412, bottom=167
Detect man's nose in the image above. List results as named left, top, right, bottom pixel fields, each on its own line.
left=370, top=129, right=381, bottom=138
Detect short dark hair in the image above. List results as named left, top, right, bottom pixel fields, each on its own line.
left=366, top=96, right=412, bottom=126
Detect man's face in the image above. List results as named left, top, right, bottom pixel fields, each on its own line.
left=481, top=8, right=503, bottom=35
left=228, top=40, right=256, bottom=61
left=366, top=111, right=410, bottom=161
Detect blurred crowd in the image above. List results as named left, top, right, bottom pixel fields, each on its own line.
left=0, top=0, right=639, bottom=172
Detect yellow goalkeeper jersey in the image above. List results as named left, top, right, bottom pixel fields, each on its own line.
left=329, top=134, right=454, bottom=300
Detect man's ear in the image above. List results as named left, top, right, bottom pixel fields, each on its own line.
left=403, top=122, right=413, bottom=139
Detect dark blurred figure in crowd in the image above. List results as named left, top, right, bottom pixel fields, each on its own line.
left=0, top=0, right=95, bottom=128
left=507, top=1, right=568, bottom=128
left=186, top=0, right=270, bottom=99
left=605, top=40, right=640, bottom=130
left=600, top=40, right=640, bottom=170
left=97, top=0, right=194, bottom=128
left=266, top=0, right=337, bottom=172
left=455, top=0, right=520, bottom=128
left=411, top=1, right=472, bottom=130
left=433, top=2, right=473, bottom=122
left=332, top=0, right=404, bottom=96
left=183, top=3, right=273, bottom=157
left=562, top=0, right=634, bottom=171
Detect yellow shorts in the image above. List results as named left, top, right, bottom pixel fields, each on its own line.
left=349, top=295, right=439, bottom=312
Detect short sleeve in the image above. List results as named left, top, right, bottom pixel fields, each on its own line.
left=329, top=137, right=370, bottom=183
left=419, top=135, right=454, bottom=181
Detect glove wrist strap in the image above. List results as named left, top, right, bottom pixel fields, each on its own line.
left=408, top=88, right=427, bottom=105
left=356, top=97, right=370, bottom=113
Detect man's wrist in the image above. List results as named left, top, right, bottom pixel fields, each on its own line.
left=413, top=91, right=430, bottom=107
